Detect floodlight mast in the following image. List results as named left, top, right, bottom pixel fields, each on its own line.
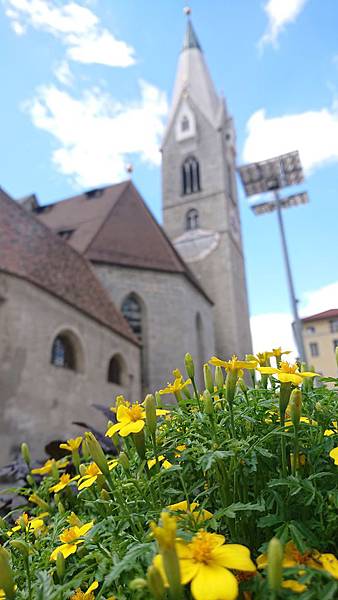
left=238, top=152, right=307, bottom=363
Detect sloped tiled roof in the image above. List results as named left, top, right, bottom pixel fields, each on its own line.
left=0, top=187, right=138, bottom=344
left=302, top=309, right=338, bottom=323
left=37, top=181, right=212, bottom=303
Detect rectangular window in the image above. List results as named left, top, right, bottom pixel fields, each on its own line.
left=330, top=319, right=338, bottom=333
left=305, top=326, right=315, bottom=334
left=333, top=340, right=338, bottom=350
left=309, top=342, right=319, bottom=357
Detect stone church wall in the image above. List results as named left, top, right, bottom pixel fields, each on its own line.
left=93, top=265, right=215, bottom=394
left=0, top=273, right=141, bottom=464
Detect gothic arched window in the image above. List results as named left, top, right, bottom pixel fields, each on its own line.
left=182, top=156, right=201, bottom=195
left=107, top=354, right=125, bottom=385
left=121, top=294, right=142, bottom=341
left=186, top=208, right=199, bottom=231
left=181, top=115, right=189, bottom=132
left=51, top=334, right=77, bottom=370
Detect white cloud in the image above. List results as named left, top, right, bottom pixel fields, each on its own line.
left=4, top=0, right=135, bottom=67
left=54, top=60, right=73, bottom=86
left=259, top=0, right=308, bottom=49
left=250, top=281, right=338, bottom=358
left=25, top=80, right=168, bottom=187
left=243, top=105, right=338, bottom=174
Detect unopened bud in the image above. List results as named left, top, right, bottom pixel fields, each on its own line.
left=133, top=430, right=146, bottom=460
left=289, top=389, right=302, bottom=428
left=56, top=551, right=65, bottom=581
left=185, top=353, right=195, bottom=379
left=215, top=366, right=224, bottom=390
left=28, top=493, right=50, bottom=512
left=129, top=578, right=147, bottom=591
left=147, top=565, right=165, bottom=599
left=115, top=395, right=125, bottom=408
left=81, top=439, right=90, bottom=460
left=238, top=378, right=248, bottom=395
left=203, top=364, right=214, bottom=394
left=155, top=391, right=163, bottom=408
left=100, top=489, right=110, bottom=502
left=118, top=452, right=129, bottom=470
left=57, top=501, right=65, bottom=515
left=26, top=474, right=35, bottom=487
left=84, top=432, right=110, bottom=477
left=267, top=537, right=283, bottom=592
left=203, top=390, right=214, bottom=416
left=51, top=461, right=59, bottom=480
left=79, top=464, right=87, bottom=476
left=0, top=547, right=15, bottom=599
left=21, top=442, right=31, bottom=467
left=10, top=539, right=30, bottom=557
left=145, top=394, right=157, bottom=435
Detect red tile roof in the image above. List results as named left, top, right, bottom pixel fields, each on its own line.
left=302, top=309, right=338, bottom=323
left=37, top=181, right=212, bottom=303
left=0, top=187, right=139, bottom=344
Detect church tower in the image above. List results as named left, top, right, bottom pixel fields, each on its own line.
left=162, top=15, right=252, bottom=359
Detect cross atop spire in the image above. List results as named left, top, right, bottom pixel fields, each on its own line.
left=183, top=19, right=202, bottom=52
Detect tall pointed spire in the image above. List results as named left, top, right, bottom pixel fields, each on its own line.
left=183, top=19, right=202, bottom=51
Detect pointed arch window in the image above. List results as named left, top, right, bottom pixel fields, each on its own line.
left=121, top=295, right=142, bottom=341
left=181, top=115, right=190, bottom=132
left=182, top=157, right=201, bottom=195
left=186, top=208, right=199, bottom=231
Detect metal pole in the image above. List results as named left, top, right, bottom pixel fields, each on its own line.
left=274, top=191, right=306, bottom=363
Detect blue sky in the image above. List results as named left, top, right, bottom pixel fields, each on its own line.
left=1, top=0, right=338, bottom=352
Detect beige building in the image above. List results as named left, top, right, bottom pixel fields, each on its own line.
left=302, top=309, right=338, bottom=377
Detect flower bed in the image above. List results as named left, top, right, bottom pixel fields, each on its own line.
left=0, top=350, right=337, bottom=599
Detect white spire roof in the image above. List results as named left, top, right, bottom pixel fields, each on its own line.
left=166, top=19, right=221, bottom=133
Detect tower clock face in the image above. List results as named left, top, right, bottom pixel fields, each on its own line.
left=229, top=208, right=241, bottom=244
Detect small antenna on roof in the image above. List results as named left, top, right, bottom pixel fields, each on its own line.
left=125, top=163, right=133, bottom=178
left=183, top=6, right=192, bottom=16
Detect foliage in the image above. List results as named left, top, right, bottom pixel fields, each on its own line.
left=0, top=350, right=337, bottom=600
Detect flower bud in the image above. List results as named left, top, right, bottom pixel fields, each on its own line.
left=56, top=551, right=65, bottom=581
left=28, top=493, right=50, bottom=512
left=215, top=366, right=224, bottom=391
left=129, top=578, right=147, bottom=591
left=0, top=547, right=15, bottom=599
left=85, top=432, right=110, bottom=477
left=203, top=390, right=214, bottom=416
left=79, top=464, right=87, bottom=476
left=155, top=391, right=163, bottom=408
left=267, top=537, right=283, bottom=592
left=185, top=353, right=195, bottom=379
left=51, top=461, right=60, bottom=480
left=81, top=439, right=90, bottom=460
left=26, top=474, right=35, bottom=487
left=118, top=452, right=129, bottom=470
left=133, top=430, right=146, bottom=461
left=57, top=501, right=65, bottom=515
left=100, top=489, right=110, bottom=502
left=147, top=565, right=166, bottom=600
left=145, top=394, right=157, bottom=435
left=115, top=395, right=125, bottom=408
left=203, top=364, right=214, bottom=394
left=289, top=389, right=302, bottom=428
left=21, top=442, right=31, bottom=467
left=10, top=539, right=30, bottom=557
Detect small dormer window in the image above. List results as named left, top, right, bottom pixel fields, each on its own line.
left=181, top=115, right=189, bottom=132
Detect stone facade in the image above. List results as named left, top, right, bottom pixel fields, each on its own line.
left=94, top=264, right=215, bottom=392
left=302, top=310, right=338, bottom=377
left=0, top=273, right=140, bottom=462
left=162, top=22, right=252, bottom=360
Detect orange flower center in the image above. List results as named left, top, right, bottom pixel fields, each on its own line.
left=61, top=527, right=80, bottom=543
left=86, top=463, right=100, bottom=477
left=280, top=361, right=298, bottom=374
left=128, top=405, right=143, bottom=422
left=190, top=532, right=216, bottom=564
left=292, top=548, right=312, bottom=564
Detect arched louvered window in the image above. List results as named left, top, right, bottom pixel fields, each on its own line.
left=51, top=334, right=76, bottom=370
left=181, top=115, right=190, bottom=131
left=107, top=354, right=125, bottom=385
left=121, top=295, right=142, bottom=341
left=182, top=157, right=201, bottom=195
left=186, top=208, right=199, bottom=231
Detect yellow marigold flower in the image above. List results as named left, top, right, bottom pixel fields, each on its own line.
left=159, top=377, right=191, bottom=395
left=329, top=447, right=338, bottom=465
left=258, top=361, right=319, bottom=386
left=324, top=421, right=338, bottom=436
left=31, top=458, right=68, bottom=476
left=59, top=437, right=83, bottom=452
left=0, top=589, right=5, bottom=599
left=148, top=455, right=172, bottom=470
left=50, top=521, right=94, bottom=560
left=175, top=444, right=187, bottom=457
left=70, top=581, right=99, bottom=599
left=258, top=541, right=338, bottom=578
left=282, top=580, right=307, bottom=593
left=49, top=473, right=79, bottom=494
left=209, top=355, right=257, bottom=372
left=78, top=461, right=117, bottom=490
left=167, top=500, right=213, bottom=523
left=8, top=512, right=48, bottom=537
left=272, top=347, right=292, bottom=358
left=106, top=403, right=145, bottom=437
left=154, top=530, right=256, bottom=600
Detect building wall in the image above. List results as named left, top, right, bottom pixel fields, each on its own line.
left=162, top=101, right=252, bottom=359
left=0, top=273, right=141, bottom=464
left=93, top=264, right=215, bottom=393
left=303, top=318, right=338, bottom=377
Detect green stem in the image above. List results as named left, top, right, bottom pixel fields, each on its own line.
left=191, top=377, right=201, bottom=410
left=24, top=556, right=32, bottom=600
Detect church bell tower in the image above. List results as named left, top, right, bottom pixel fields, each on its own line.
left=162, top=14, right=252, bottom=359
